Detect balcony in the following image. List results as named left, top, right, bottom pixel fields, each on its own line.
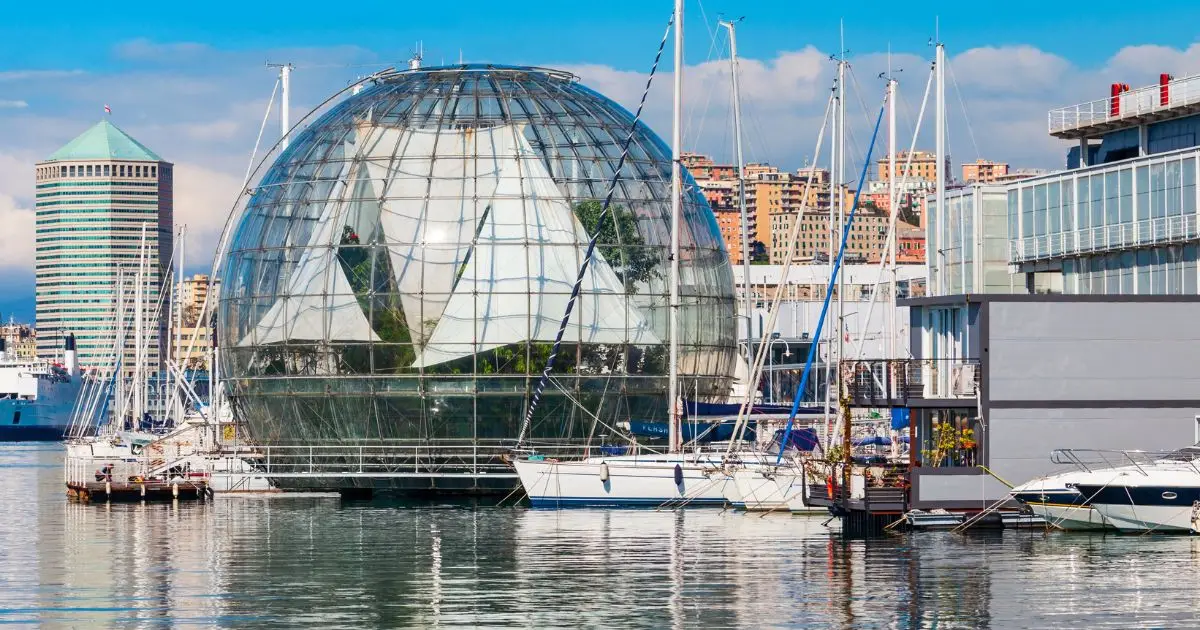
left=843, top=359, right=979, bottom=407
left=1009, top=214, right=1199, bottom=265
left=1049, top=74, right=1200, bottom=139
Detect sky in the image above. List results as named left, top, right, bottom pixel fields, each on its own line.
left=4, top=0, right=1200, bottom=321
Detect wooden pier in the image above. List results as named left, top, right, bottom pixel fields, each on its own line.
left=66, top=479, right=211, bottom=503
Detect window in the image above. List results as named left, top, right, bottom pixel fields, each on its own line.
left=1150, top=162, right=1166, bottom=219
left=1119, top=169, right=1133, bottom=223
left=69, top=165, right=76, bottom=177
left=1104, top=171, right=1119, bottom=225
left=1166, top=161, right=1183, bottom=217
left=1076, top=177, right=1090, bottom=229
left=1137, top=249, right=1152, bottom=294
left=103, top=165, right=110, bottom=177
left=150, top=166, right=156, bottom=178
left=1185, top=158, right=1197, bottom=215
left=1136, top=165, right=1149, bottom=222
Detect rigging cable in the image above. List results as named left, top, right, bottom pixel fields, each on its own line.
left=776, top=99, right=887, bottom=465
left=516, top=12, right=675, bottom=449
left=946, top=58, right=983, bottom=163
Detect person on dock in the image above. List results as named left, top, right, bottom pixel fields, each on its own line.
left=94, top=463, right=113, bottom=482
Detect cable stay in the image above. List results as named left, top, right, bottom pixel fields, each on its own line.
left=774, top=99, right=888, bottom=465
left=515, top=11, right=675, bottom=450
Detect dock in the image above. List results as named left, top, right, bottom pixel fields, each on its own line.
left=66, top=478, right=211, bottom=503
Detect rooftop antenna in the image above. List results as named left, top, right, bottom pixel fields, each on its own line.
left=266, top=62, right=294, bottom=150
left=459, top=49, right=464, bottom=65
left=409, top=42, right=423, bottom=70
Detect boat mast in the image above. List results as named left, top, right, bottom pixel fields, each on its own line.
left=175, top=225, right=185, bottom=420
left=887, top=67, right=898, bottom=362
left=824, top=73, right=837, bottom=434
left=114, top=265, right=125, bottom=428
left=935, top=37, right=946, bottom=294
left=668, top=0, right=684, bottom=454
left=720, top=18, right=753, bottom=390
left=836, top=24, right=846, bottom=395
left=134, top=222, right=148, bottom=426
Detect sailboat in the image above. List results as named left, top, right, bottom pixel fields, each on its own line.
left=512, top=0, right=752, bottom=508
left=64, top=223, right=273, bottom=496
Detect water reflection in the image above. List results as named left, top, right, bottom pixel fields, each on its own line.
left=4, top=444, right=1200, bottom=628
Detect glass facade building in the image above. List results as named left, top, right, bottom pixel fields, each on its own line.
left=218, top=65, right=736, bottom=489
left=1008, top=147, right=1200, bottom=294
left=34, top=121, right=173, bottom=369
left=926, top=184, right=1016, bottom=297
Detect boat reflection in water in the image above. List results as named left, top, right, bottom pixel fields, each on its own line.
left=11, top=443, right=1200, bottom=627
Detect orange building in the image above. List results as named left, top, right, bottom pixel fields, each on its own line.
left=961, top=159, right=1009, bottom=183
left=897, top=224, right=926, bottom=264
left=877, top=150, right=949, bottom=183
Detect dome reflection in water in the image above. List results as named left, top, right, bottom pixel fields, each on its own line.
left=218, top=65, right=735, bottom=491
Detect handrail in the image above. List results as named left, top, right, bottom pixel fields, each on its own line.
left=1049, top=74, right=1200, bottom=135
left=1009, top=214, right=1199, bottom=264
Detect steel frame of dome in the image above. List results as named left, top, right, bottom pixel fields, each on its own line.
left=215, top=64, right=736, bottom=492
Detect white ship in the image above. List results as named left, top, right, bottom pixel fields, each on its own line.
left=0, top=334, right=82, bottom=441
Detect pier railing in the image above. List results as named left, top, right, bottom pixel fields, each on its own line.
left=843, top=359, right=979, bottom=406
left=240, top=440, right=604, bottom=481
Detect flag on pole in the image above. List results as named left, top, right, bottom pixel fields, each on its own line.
left=104, top=104, right=111, bottom=115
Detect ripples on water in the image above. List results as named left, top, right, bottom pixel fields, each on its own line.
left=3, top=444, right=1200, bottom=628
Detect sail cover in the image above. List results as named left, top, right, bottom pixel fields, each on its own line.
left=355, top=122, right=513, bottom=349
left=239, top=142, right=380, bottom=346
left=410, top=128, right=660, bottom=368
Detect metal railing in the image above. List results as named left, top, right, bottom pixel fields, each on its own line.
left=1048, top=74, right=1200, bottom=135
left=242, top=440, right=606, bottom=479
left=1050, top=447, right=1200, bottom=475
left=1009, top=214, right=1200, bottom=264
left=843, top=359, right=979, bottom=406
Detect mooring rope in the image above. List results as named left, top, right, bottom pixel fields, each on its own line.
left=515, top=12, right=675, bottom=450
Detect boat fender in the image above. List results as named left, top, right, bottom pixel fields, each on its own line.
left=172, top=483, right=179, bottom=499
left=674, top=464, right=683, bottom=486
left=599, top=462, right=609, bottom=483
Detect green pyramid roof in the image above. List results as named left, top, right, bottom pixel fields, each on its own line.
left=47, top=120, right=162, bottom=162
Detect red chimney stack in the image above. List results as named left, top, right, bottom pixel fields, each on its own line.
left=1160, top=73, right=1174, bottom=107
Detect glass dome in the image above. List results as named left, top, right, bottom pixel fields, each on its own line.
left=218, top=64, right=735, bottom=490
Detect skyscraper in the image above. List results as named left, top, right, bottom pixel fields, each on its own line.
left=34, top=120, right=173, bottom=370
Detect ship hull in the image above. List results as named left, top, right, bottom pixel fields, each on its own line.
left=0, top=378, right=83, bottom=442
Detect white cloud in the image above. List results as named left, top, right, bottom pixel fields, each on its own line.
left=113, top=39, right=211, bottom=61
left=172, top=163, right=245, bottom=271
left=0, top=100, right=28, bottom=109
left=0, top=194, right=35, bottom=270
left=0, top=70, right=84, bottom=81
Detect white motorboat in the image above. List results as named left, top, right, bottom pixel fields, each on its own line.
left=1009, top=470, right=1115, bottom=531
left=1073, top=461, right=1200, bottom=534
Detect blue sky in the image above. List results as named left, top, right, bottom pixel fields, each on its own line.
left=5, top=0, right=1200, bottom=73
left=2, top=0, right=1200, bottom=323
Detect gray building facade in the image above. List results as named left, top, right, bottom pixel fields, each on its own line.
left=896, top=294, right=1200, bottom=509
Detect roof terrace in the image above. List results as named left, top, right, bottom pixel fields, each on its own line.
left=1049, top=74, right=1200, bottom=139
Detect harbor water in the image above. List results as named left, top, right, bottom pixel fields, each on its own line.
left=4, top=444, right=1200, bottom=628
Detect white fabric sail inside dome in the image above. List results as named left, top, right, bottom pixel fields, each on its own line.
left=239, top=147, right=381, bottom=347
left=355, top=122, right=516, bottom=349
left=411, top=130, right=661, bottom=368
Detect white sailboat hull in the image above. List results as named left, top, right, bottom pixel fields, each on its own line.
left=725, top=467, right=827, bottom=514
left=514, top=455, right=733, bottom=508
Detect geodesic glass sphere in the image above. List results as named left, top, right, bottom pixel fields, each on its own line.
left=217, top=65, right=735, bottom=487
